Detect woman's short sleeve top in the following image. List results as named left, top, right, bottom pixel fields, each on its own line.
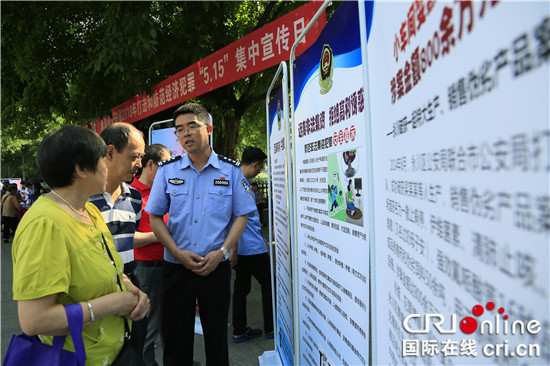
left=12, top=196, right=127, bottom=366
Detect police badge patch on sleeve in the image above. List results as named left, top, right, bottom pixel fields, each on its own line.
left=168, top=178, right=185, bottom=185
left=241, top=178, right=251, bottom=193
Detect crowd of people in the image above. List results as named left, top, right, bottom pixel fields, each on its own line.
left=1, top=179, right=46, bottom=242
left=9, top=102, right=273, bottom=366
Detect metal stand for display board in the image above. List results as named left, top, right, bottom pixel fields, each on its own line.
left=358, top=2, right=376, bottom=364
left=148, top=119, right=172, bottom=145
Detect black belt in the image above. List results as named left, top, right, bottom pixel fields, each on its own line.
left=136, top=260, right=164, bottom=268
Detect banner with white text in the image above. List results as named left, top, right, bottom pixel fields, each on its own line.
left=92, top=1, right=327, bottom=134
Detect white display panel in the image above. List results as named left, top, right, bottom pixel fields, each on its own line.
left=293, top=3, right=370, bottom=365
left=269, top=87, right=295, bottom=366
left=151, top=126, right=185, bottom=157
left=368, top=2, right=549, bottom=365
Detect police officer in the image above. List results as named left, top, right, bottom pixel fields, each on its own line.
left=230, top=147, right=274, bottom=343
left=147, top=103, right=256, bottom=366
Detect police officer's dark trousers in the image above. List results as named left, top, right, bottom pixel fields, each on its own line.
left=162, top=260, right=231, bottom=366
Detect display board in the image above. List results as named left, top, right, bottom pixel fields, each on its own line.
left=292, top=2, right=370, bottom=365
left=1, top=178, right=22, bottom=191
left=151, top=125, right=186, bottom=157
left=268, top=85, right=295, bottom=366
left=367, top=2, right=549, bottom=365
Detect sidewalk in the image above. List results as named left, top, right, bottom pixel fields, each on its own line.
left=2, top=233, right=276, bottom=366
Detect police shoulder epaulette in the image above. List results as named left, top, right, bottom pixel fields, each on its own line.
left=159, top=155, right=182, bottom=167
left=218, top=155, right=241, bottom=167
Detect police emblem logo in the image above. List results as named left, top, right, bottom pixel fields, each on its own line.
left=319, top=44, right=334, bottom=95
left=168, top=178, right=185, bottom=185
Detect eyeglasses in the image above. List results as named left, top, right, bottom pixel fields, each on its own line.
left=174, top=123, right=206, bottom=136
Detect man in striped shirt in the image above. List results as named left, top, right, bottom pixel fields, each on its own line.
left=89, top=122, right=147, bottom=359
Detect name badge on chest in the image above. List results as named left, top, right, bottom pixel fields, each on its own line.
left=214, top=179, right=230, bottom=186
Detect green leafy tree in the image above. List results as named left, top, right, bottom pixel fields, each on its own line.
left=2, top=1, right=318, bottom=162
left=1, top=116, right=67, bottom=179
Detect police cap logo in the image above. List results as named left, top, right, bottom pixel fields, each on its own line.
left=168, top=178, right=185, bottom=185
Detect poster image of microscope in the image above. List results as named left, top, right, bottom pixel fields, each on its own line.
left=327, top=149, right=364, bottom=227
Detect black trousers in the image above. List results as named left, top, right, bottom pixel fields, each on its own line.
left=232, top=252, right=273, bottom=335
left=2, top=216, right=18, bottom=241
left=162, top=260, right=231, bottom=366
left=256, top=203, right=265, bottom=225
left=127, top=271, right=148, bottom=360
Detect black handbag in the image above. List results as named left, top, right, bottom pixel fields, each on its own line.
left=111, top=337, right=145, bottom=366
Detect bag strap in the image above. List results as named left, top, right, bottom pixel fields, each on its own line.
left=50, top=304, right=87, bottom=365
left=65, top=303, right=86, bottom=366
left=51, top=335, right=66, bottom=351
left=1, top=193, right=10, bottom=206
left=100, top=232, right=132, bottom=339
left=89, top=216, right=132, bottom=339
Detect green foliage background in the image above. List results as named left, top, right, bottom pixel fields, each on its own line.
left=1, top=1, right=340, bottom=179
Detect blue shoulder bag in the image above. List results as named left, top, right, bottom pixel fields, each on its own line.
left=3, top=303, right=86, bottom=366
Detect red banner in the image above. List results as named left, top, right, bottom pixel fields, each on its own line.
left=93, top=1, right=326, bottom=134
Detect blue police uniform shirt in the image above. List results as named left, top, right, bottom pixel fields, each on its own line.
left=145, top=151, right=256, bottom=264
left=237, top=177, right=268, bottom=256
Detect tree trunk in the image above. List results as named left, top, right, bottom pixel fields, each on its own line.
left=207, top=71, right=265, bottom=160
left=215, top=114, right=241, bottom=159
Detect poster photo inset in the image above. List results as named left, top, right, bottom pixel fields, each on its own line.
left=327, top=152, right=364, bottom=226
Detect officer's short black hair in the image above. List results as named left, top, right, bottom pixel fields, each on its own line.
left=36, top=126, right=107, bottom=189
left=173, top=103, right=211, bottom=126
left=241, top=147, right=267, bottom=165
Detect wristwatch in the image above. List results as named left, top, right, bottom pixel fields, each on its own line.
left=219, top=246, right=230, bottom=260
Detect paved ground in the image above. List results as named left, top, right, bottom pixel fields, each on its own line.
left=1, top=229, right=276, bottom=366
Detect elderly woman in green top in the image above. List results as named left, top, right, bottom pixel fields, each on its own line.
left=12, top=126, right=150, bottom=365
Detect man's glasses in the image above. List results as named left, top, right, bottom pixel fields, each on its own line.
left=174, top=123, right=206, bottom=136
